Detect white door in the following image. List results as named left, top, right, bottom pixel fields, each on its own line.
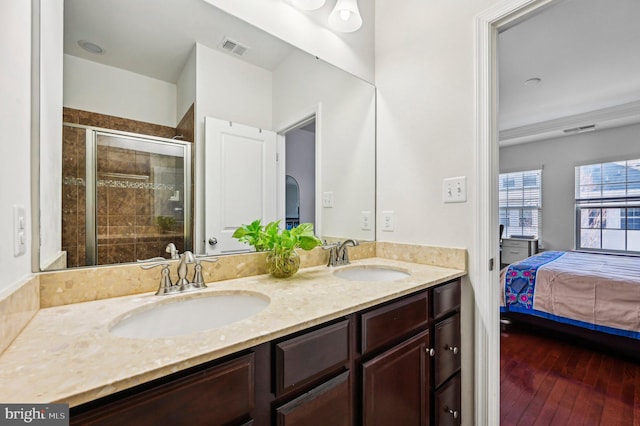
left=205, top=117, right=277, bottom=255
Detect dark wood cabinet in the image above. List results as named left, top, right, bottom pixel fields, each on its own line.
left=71, top=279, right=462, bottom=426
left=434, top=373, right=461, bottom=426
left=71, top=353, right=255, bottom=426
left=275, top=319, right=350, bottom=397
left=275, top=371, right=351, bottom=426
left=362, top=331, right=430, bottom=426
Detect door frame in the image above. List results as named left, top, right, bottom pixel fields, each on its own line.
left=474, top=0, right=554, bottom=423
left=275, top=103, right=322, bottom=236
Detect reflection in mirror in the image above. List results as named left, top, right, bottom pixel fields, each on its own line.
left=40, top=0, right=375, bottom=270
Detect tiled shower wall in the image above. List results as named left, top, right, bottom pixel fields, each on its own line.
left=62, top=107, right=194, bottom=267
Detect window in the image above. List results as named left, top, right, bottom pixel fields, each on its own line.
left=499, top=169, right=542, bottom=240
left=575, top=159, right=640, bottom=253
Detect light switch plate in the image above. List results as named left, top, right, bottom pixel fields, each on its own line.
left=443, top=176, right=467, bottom=203
left=361, top=211, right=372, bottom=231
left=322, top=192, right=334, bottom=208
left=381, top=211, right=394, bottom=232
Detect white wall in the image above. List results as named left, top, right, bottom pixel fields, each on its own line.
left=273, top=49, right=376, bottom=241
left=375, top=1, right=503, bottom=424
left=0, top=0, right=33, bottom=293
left=203, top=0, right=375, bottom=84
left=63, top=55, right=177, bottom=127
left=176, top=46, right=197, bottom=123
left=39, top=0, right=63, bottom=269
left=193, top=43, right=273, bottom=252
left=500, top=123, right=640, bottom=251
left=286, top=129, right=316, bottom=226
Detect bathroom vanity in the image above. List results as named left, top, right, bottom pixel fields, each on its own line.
left=70, top=279, right=461, bottom=425
left=0, top=255, right=465, bottom=426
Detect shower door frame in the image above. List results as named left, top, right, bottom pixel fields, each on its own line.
left=78, top=125, right=193, bottom=266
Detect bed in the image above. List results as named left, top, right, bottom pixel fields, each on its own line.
left=500, top=251, right=640, bottom=359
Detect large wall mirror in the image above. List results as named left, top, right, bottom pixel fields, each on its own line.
left=37, top=0, right=376, bottom=270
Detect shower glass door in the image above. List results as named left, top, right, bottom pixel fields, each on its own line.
left=86, top=130, right=191, bottom=266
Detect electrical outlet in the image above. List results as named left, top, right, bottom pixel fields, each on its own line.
left=361, top=211, right=372, bottom=231
left=443, top=176, right=467, bottom=203
left=13, top=205, right=26, bottom=257
left=322, top=192, right=334, bottom=208
left=382, top=211, right=394, bottom=232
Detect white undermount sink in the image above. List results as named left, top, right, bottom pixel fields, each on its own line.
left=333, top=265, right=411, bottom=282
left=109, top=292, right=270, bottom=339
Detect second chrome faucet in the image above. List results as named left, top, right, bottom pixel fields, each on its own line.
left=323, top=239, right=359, bottom=267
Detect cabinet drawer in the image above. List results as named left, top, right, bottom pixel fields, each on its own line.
left=502, top=247, right=529, bottom=264
left=434, top=313, right=460, bottom=388
left=71, top=353, right=254, bottom=426
left=435, top=374, right=461, bottom=426
left=275, top=319, right=350, bottom=396
left=502, top=239, right=529, bottom=249
left=361, top=291, right=429, bottom=355
left=275, top=371, right=351, bottom=426
left=432, top=280, right=460, bottom=320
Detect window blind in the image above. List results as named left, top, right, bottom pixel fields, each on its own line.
left=575, top=159, right=640, bottom=253
left=499, top=169, right=542, bottom=240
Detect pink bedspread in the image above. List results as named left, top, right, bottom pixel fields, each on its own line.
left=500, top=251, right=640, bottom=334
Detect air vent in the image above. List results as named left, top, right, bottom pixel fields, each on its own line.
left=563, top=124, right=596, bottom=134
left=219, top=37, right=249, bottom=57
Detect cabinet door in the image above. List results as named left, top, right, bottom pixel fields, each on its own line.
left=362, top=330, right=430, bottom=426
left=275, top=371, right=351, bottom=426
left=434, top=313, right=461, bottom=388
left=71, top=353, right=254, bottom=426
left=434, top=373, right=461, bottom=426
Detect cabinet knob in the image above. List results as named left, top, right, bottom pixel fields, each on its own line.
left=446, top=408, right=459, bottom=419
left=426, top=347, right=435, bottom=357
left=446, top=345, right=459, bottom=355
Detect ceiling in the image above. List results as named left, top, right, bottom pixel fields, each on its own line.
left=64, top=0, right=296, bottom=83
left=498, top=0, right=640, bottom=144
left=66, top=0, right=640, bottom=145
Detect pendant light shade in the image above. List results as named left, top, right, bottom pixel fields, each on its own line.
left=328, top=0, right=362, bottom=32
left=289, top=0, right=326, bottom=11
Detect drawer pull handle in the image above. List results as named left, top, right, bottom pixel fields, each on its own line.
left=446, top=407, right=459, bottom=419
left=426, top=347, right=435, bottom=357
left=446, top=345, right=459, bottom=355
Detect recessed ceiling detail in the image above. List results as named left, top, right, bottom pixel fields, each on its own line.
left=77, top=40, right=104, bottom=55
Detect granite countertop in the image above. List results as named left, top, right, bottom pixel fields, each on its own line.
left=0, top=258, right=465, bottom=407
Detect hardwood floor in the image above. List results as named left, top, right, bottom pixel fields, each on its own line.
left=501, top=326, right=640, bottom=425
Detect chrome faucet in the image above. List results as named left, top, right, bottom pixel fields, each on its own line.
left=323, top=239, right=359, bottom=267
left=176, top=251, right=196, bottom=289
left=140, top=251, right=218, bottom=296
left=337, top=239, right=359, bottom=265
left=165, top=242, right=179, bottom=260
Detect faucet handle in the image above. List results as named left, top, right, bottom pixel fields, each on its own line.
left=137, top=257, right=166, bottom=263
left=139, top=262, right=176, bottom=296
left=139, top=261, right=170, bottom=270
left=191, top=257, right=219, bottom=289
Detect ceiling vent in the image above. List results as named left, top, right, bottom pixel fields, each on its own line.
left=219, top=37, right=248, bottom=57
left=563, top=124, right=596, bottom=134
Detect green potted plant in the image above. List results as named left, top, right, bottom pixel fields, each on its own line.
left=232, top=219, right=322, bottom=278
left=156, top=215, right=177, bottom=233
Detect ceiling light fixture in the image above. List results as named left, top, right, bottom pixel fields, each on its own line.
left=328, top=0, right=362, bottom=33
left=289, top=0, right=326, bottom=11
left=78, top=40, right=105, bottom=55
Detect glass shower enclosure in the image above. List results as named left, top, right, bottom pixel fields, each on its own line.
left=63, top=124, right=192, bottom=267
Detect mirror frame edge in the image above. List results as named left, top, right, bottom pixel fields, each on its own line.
left=30, top=0, right=41, bottom=274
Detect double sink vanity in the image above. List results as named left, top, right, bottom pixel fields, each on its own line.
left=0, top=244, right=466, bottom=425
